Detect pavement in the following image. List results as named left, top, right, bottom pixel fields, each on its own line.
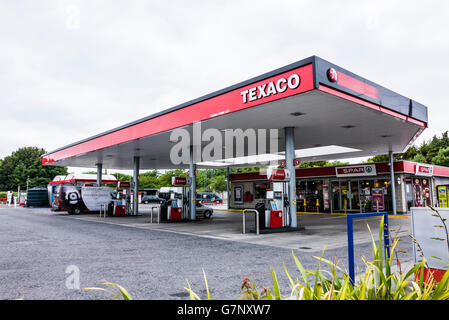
left=0, top=205, right=415, bottom=300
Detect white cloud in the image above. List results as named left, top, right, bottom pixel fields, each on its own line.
left=1, top=0, right=448, bottom=171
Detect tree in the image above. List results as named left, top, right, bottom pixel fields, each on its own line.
left=300, top=160, right=349, bottom=168
left=157, top=169, right=188, bottom=187
left=411, top=153, right=426, bottom=163
left=139, top=175, right=160, bottom=189
left=431, top=147, right=449, bottom=167
left=0, top=147, right=68, bottom=190
left=211, top=175, right=227, bottom=193
left=367, top=155, right=389, bottom=163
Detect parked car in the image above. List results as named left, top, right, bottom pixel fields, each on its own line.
left=142, top=195, right=165, bottom=204
left=196, top=192, right=223, bottom=204
left=195, top=202, right=213, bottom=219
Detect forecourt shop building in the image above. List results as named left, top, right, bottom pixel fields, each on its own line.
left=42, top=56, right=429, bottom=230
left=228, top=160, right=449, bottom=215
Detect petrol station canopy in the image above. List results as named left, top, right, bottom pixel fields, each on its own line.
left=42, top=56, right=428, bottom=170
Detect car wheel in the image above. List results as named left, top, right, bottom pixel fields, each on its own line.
left=203, top=211, right=212, bottom=219
left=74, top=208, right=81, bottom=214
left=144, top=201, right=149, bottom=204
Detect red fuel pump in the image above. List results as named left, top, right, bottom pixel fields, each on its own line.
left=264, top=168, right=291, bottom=229
left=113, top=181, right=132, bottom=216
left=168, top=176, right=191, bottom=221
left=268, top=197, right=283, bottom=228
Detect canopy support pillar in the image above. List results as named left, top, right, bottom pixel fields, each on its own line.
left=133, top=156, right=140, bottom=216
left=389, top=151, right=397, bottom=215
left=285, top=127, right=298, bottom=228
left=96, top=163, right=102, bottom=187
left=189, top=146, right=196, bottom=220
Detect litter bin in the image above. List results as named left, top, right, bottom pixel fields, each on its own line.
left=255, top=201, right=267, bottom=230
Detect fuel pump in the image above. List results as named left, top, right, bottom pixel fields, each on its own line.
left=166, top=176, right=191, bottom=221
left=112, top=181, right=132, bottom=216
left=264, top=168, right=291, bottom=229
left=167, top=192, right=183, bottom=220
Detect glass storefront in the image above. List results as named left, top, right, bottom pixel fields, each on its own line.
left=297, top=176, right=394, bottom=213
left=296, top=179, right=328, bottom=212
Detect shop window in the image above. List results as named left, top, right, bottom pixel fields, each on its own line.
left=413, top=177, right=431, bottom=207
left=254, top=182, right=270, bottom=199
left=305, top=180, right=325, bottom=212
left=296, top=180, right=307, bottom=211
left=359, top=180, right=374, bottom=212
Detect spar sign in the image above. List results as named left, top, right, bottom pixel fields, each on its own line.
left=415, top=164, right=434, bottom=177
left=335, top=164, right=377, bottom=177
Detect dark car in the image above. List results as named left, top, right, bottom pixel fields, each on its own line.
left=142, top=195, right=165, bottom=204
left=196, top=192, right=223, bottom=204
left=195, top=202, right=213, bottom=219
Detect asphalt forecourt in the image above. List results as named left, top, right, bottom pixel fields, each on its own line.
left=63, top=204, right=412, bottom=252
left=0, top=207, right=414, bottom=300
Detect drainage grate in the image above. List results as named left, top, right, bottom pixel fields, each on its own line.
left=169, top=291, right=190, bottom=297
left=299, top=246, right=312, bottom=250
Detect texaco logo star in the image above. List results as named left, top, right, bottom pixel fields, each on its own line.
left=327, top=68, right=338, bottom=82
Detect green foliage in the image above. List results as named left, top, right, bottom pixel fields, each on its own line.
left=412, top=153, right=427, bottom=163
left=211, top=175, right=227, bottom=193
left=157, top=169, right=188, bottom=187
left=431, top=147, right=449, bottom=167
left=83, top=281, right=133, bottom=300
left=0, top=147, right=67, bottom=190
left=367, top=154, right=389, bottom=163
left=300, top=160, right=349, bottom=168
left=139, top=174, right=160, bottom=189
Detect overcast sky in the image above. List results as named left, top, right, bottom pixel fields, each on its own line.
left=1, top=1, right=448, bottom=173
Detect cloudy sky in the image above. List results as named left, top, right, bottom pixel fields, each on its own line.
left=1, top=1, right=448, bottom=173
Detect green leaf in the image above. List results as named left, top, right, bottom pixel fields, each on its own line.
left=202, top=268, right=211, bottom=300
left=184, top=280, right=200, bottom=300
left=271, top=266, right=281, bottom=300
left=292, top=251, right=310, bottom=288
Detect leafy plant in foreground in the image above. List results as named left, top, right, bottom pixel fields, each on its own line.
left=185, top=217, right=449, bottom=300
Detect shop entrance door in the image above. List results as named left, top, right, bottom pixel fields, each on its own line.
left=331, top=181, right=341, bottom=211
left=331, top=180, right=361, bottom=212
left=341, top=181, right=350, bottom=212
left=350, top=180, right=360, bottom=212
